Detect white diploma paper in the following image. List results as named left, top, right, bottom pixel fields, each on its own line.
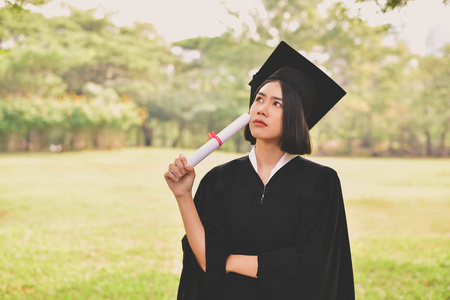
left=186, top=113, right=251, bottom=166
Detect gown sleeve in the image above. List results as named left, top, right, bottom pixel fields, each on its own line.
left=256, top=167, right=355, bottom=300
left=177, top=169, right=230, bottom=300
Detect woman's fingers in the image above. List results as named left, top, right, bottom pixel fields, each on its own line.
left=174, top=157, right=186, bottom=176
left=165, top=154, right=193, bottom=183
left=180, top=154, right=188, bottom=166
left=168, top=155, right=187, bottom=180
left=169, top=168, right=179, bottom=180
left=179, top=154, right=195, bottom=172
left=184, top=165, right=194, bottom=172
left=168, top=163, right=182, bottom=179
left=164, top=166, right=179, bottom=182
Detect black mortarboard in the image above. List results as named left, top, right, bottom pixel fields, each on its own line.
left=249, top=41, right=346, bottom=129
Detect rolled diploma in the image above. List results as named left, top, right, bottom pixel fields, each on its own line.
left=186, top=113, right=251, bottom=166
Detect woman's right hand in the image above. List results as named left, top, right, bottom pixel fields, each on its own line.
left=164, top=154, right=196, bottom=200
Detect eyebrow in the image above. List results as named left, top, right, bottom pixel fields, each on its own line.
left=257, top=92, right=283, bottom=101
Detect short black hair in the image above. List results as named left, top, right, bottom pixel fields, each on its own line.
left=244, top=79, right=312, bottom=155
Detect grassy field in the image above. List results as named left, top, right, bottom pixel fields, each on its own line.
left=0, top=147, right=449, bottom=299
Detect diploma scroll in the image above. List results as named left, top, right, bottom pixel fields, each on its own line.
left=186, top=113, right=251, bottom=167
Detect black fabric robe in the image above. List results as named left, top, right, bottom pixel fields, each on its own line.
left=177, top=155, right=354, bottom=300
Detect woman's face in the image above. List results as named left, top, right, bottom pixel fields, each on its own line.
left=249, top=81, right=283, bottom=144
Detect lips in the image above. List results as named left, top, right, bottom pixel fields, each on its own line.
left=253, top=119, right=267, bottom=127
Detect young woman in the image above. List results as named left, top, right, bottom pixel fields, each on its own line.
left=164, top=42, right=355, bottom=300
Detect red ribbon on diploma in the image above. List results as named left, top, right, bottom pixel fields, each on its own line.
left=207, top=131, right=223, bottom=146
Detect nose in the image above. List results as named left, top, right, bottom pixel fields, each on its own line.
left=257, top=102, right=268, bottom=116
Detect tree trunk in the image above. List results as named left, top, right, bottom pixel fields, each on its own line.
left=72, top=130, right=90, bottom=150
left=6, top=133, right=21, bottom=152
left=388, top=136, right=395, bottom=155
left=94, top=129, right=105, bottom=149
left=135, top=126, right=142, bottom=146
left=361, top=113, right=373, bottom=148
left=346, top=138, right=353, bottom=155
left=438, top=121, right=448, bottom=157
left=27, top=129, right=47, bottom=152
left=141, top=125, right=153, bottom=146
left=425, top=129, right=432, bottom=157
left=172, top=119, right=186, bottom=148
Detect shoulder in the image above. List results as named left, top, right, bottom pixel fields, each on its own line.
left=282, top=157, right=342, bottom=206
left=290, top=156, right=338, bottom=179
left=283, top=156, right=340, bottom=194
left=205, top=155, right=248, bottom=175
left=215, top=155, right=249, bottom=172
left=200, top=155, right=250, bottom=187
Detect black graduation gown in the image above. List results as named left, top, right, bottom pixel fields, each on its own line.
left=177, top=155, right=354, bottom=300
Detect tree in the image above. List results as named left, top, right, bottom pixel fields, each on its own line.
left=2, top=0, right=52, bottom=13
left=355, top=0, right=449, bottom=12
left=413, top=46, right=450, bottom=156
left=168, top=35, right=269, bottom=151
left=0, top=6, right=174, bottom=150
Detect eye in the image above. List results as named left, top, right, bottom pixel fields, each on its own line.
left=274, top=101, right=282, bottom=107
left=255, top=97, right=263, bottom=103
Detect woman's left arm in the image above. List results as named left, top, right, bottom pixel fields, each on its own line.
left=226, top=254, right=258, bottom=278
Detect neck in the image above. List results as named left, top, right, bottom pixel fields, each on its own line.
left=254, top=140, right=285, bottom=171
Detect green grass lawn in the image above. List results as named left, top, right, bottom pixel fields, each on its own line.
left=0, top=148, right=449, bottom=299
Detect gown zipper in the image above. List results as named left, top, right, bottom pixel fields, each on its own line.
left=260, top=185, right=266, bottom=204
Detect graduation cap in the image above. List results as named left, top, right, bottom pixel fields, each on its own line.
left=249, top=41, right=346, bottom=129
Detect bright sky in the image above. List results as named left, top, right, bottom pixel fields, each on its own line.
left=20, top=0, right=450, bottom=55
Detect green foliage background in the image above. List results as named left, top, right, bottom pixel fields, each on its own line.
left=0, top=1, right=449, bottom=156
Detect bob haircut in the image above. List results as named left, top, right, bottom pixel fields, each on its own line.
left=244, top=79, right=312, bottom=155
